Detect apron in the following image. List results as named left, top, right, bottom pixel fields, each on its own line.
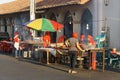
left=14, top=42, right=19, bottom=50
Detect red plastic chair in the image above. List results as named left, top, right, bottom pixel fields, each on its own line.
left=57, top=36, right=65, bottom=43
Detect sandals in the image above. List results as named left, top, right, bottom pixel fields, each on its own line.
left=68, top=69, right=77, bottom=74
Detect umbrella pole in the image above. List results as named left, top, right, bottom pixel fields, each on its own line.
left=55, top=23, right=58, bottom=60
left=56, top=24, right=58, bottom=48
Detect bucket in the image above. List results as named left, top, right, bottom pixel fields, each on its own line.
left=92, top=52, right=96, bottom=70
left=23, top=51, right=28, bottom=58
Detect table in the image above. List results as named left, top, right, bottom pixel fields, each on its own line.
left=20, top=41, right=44, bottom=58
left=0, top=41, right=13, bottom=44
left=20, top=40, right=43, bottom=45
left=0, top=41, right=14, bottom=53
left=88, top=48, right=106, bottom=72
left=38, top=48, right=56, bottom=64
left=116, top=52, right=120, bottom=56
left=56, top=48, right=69, bottom=64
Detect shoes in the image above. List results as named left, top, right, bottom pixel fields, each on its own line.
left=15, top=56, right=18, bottom=59
left=68, top=69, right=77, bottom=74
left=71, top=70, right=77, bottom=74
left=68, top=69, right=72, bottom=73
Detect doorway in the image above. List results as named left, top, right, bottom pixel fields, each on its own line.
left=64, top=11, right=73, bottom=40
left=81, top=9, right=93, bottom=36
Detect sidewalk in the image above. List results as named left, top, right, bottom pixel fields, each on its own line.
left=0, top=53, right=120, bottom=80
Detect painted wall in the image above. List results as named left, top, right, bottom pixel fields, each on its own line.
left=1, top=0, right=120, bottom=50
left=84, top=0, right=120, bottom=50
left=0, top=12, right=30, bottom=38
left=47, top=5, right=89, bottom=39
left=103, top=0, right=120, bottom=50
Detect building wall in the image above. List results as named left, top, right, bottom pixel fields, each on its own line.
left=0, top=12, right=30, bottom=39
left=103, top=0, right=120, bottom=50
left=0, top=4, right=92, bottom=41
left=89, top=0, right=120, bottom=50
left=1, top=0, right=120, bottom=50
left=46, top=5, right=90, bottom=39
left=0, top=19, right=5, bottom=32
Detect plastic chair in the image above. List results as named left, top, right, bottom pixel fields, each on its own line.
left=95, top=33, right=105, bottom=48
left=105, top=49, right=119, bottom=67
left=57, top=36, right=65, bottom=43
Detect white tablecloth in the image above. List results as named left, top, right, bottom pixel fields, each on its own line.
left=38, top=48, right=56, bottom=56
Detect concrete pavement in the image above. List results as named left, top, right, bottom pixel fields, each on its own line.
left=0, top=53, right=120, bottom=80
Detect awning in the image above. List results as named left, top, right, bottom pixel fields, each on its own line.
left=35, top=0, right=90, bottom=10
left=0, top=0, right=90, bottom=15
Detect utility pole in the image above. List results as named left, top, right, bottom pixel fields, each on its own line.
left=30, top=0, right=35, bottom=20
left=30, top=0, right=36, bottom=37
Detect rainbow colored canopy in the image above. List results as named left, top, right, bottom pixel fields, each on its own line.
left=24, top=18, right=63, bottom=32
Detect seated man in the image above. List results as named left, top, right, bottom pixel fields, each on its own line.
left=87, top=35, right=96, bottom=48
left=111, top=48, right=120, bottom=56
left=80, top=34, right=96, bottom=49
left=43, top=32, right=51, bottom=48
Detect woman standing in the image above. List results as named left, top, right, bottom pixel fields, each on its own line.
left=14, top=32, right=20, bottom=58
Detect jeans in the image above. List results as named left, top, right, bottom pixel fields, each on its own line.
left=15, top=49, right=21, bottom=58
left=68, top=51, right=78, bottom=70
